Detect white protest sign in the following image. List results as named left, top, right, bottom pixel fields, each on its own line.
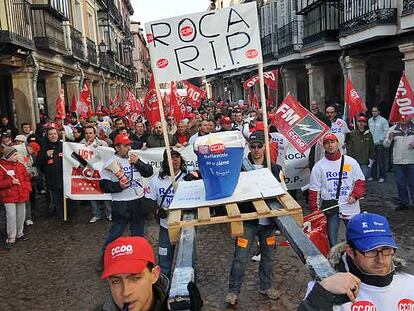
left=145, top=2, right=262, bottom=83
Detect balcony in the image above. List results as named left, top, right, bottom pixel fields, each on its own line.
left=32, top=8, right=66, bottom=54
left=70, top=26, right=84, bottom=59
left=339, top=0, right=397, bottom=40
left=0, top=0, right=34, bottom=51
left=86, top=38, right=97, bottom=65
left=261, top=33, right=278, bottom=59
left=402, top=0, right=414, bottom=29
left=277, top=20, right=303, bottom=57
left=100, top=52, right=115, bottom=72
left=403, top=0, right=414, bottom=15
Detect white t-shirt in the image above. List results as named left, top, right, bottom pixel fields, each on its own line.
left=306, top=272, right=414, bottom=311
left=146, top=171, right=186, bottom=228
left=330, top=118, right=351, bottom=154
left=101, top=156, right=145, bottom=201
left=309, top=155, right=365, bottom=218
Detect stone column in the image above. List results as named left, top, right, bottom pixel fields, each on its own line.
left=399, top=43, right=414, bottom=85
left=281, top=67, right=298, bottom=98
left=11, top=69, right=37, bottom=128
left=306, top=63, right=325, bottom=111
left=45, top=73, right=63, bottom=121
left=66, top=76, right=81, bottom=109
left=93, top=81, right=104, bottom=108
left=344, top=56, right=366, bottom=102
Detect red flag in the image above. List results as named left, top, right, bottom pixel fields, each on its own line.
left=346, top=78, right=366, bottom=120
left=272, top=95, right=330, bottom=153
left=111, top=92, right=120, bottom=107
left=243, top=70, right=278, bottom=90
left=170, top=81, right=184, bottom=122
left=144, top=75, right=161, bottom=126
left=78, top=81, right=93, bottom=117
left=266, top=86, right=275, bottom=108
left=247, top=89, right=259, bottom=110
left=389, top=72, right=414, bottom=123
left=96, top=99, right=103, bottom=113
left=56, top=86, right=66, bottom=119
left=182, top=80, right=206, bottom=109
left=70, top=95, right=77, bottom=114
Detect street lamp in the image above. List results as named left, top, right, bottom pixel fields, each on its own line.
left=99, top=40, right=107, bottom=53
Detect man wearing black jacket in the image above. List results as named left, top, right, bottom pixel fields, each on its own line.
left=225, top=131, right=283, bottom=306
left=38, top=127, right=65, bottom=220
left=99, top=134, right=153, bottom=252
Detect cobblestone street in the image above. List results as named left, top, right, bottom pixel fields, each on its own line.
left=1, top=173, right=413, bottom=311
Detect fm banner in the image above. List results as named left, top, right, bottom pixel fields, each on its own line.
left=145, top=2, right=262, bottom=83
left=273, top=95, right=330, bottom=153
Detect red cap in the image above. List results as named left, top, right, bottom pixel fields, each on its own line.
left=114, top=134, right=132, bottom=145
left=221, top=116, right=232, bottom=125
left=323, top=133, right=338, bottom=143
left=251, top=121, right=265, bottom=133
left=188, top=113, right=196, bottom=119
left=357, top=115, right=367, bottom=122
left=28, top=142, right=41, bottom=156
left=101, top=237, right=155, bottom=279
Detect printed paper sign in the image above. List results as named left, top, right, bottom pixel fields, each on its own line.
left=145, top=2, right=262, bottom=83
left=273, top=95, right=330, bottom=153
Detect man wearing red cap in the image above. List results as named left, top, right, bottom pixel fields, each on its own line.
left=219, top=116, right=233, bottom=132
left=346, top=115, right=375, bottom=178
left=99, top=134, right=153, bottom=255
left=383, top=115, right=414, bottom=210
left=98, top=236, right=169, bottom=311
left=309, top=133, right=366, bottom=247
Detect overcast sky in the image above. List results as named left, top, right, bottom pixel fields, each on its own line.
left=132, top=0, right=209, bottom=27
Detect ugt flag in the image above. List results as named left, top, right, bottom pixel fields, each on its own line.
left=389, top=72, right=414, bottom=123
left=345, top=78, right=366, bottom=121
left=273, top=95, right=330, bottom=153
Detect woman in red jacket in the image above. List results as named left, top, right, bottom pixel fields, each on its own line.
left=0, top=146, right=31, bottom=250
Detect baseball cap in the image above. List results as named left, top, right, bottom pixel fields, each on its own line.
left=101, top=236, right=156, bottom=280
left=357, top=115, right=367, bottom=122
left=114, top=133, right=132, bottom=145
left=323, top=133, right=338, bottom=143
left=220, top=116, right=232, bottom=125
left=346, top=213, right=399, bottom=252
left=249, top=131, right=265, bottom=144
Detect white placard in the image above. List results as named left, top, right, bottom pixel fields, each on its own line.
left=169, top=168, right=285, bottom=210
left=145, top=2, right=262, bottom=83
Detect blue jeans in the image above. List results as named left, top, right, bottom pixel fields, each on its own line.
left=158, top=226, right=175, bottom=279
left=394, top=164, right=414, bottom=206
left=229, top=222, right=276, bottom=294
left=372, top=145, right=386, bottom=180
left=101, top=218, right=145, bottom=253
left=327, top=212, right=349, bottom=247
left=359, top=164, right=369, bottom=179
left=91, top=201, right=112, bottom=218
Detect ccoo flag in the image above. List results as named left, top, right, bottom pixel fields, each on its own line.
left=389, top=72, right=414, bottom=123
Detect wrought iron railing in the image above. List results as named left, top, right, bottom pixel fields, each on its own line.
left=403, top=0, right=414, bottom=16
left=303, top=2, right=341, bottom=46
left=32, top=8, right=66, bottom=53
left=70, top=26, right=84, bottom=59
left=261, top=33, right=278, bottom=58
left=339, top=0, right=397, bottom=36
left=86, top=38, right=97, bottom=64
left=0, top=0, right=34, bottom=50
left=277, top=20, right=303, bottom=56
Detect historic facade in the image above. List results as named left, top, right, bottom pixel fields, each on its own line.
left=208, top=0, right=414, bottom=118
left=0, top=0, right=135, bottom=127
left=131, top=21, right=151, bottom=99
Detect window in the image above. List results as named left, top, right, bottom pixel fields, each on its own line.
left=74, top=0, right=82, bottom=31
left=88, top=11, right=95, bottom=41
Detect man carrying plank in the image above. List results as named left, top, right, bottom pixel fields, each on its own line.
left=225, top=130, right=283, bottom=305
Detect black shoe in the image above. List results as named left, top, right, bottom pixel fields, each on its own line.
left=3, top=242, right=14, bottom=250
left=17, top=235, right=29, bottom=241
left=395, top=203, right=409, bottom=211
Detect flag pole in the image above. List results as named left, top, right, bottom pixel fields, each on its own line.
left=153, top=77, right=177, bottom=190
left=258, top=63, right=272, bottom=169
left=62, top=110, right=68, bottom=222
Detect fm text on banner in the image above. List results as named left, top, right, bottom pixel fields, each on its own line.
left=145, top=2, right=262, bottom=83
left=273, top=95, right=330, bottom=154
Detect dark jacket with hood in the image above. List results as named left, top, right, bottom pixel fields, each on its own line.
left=297, top=242, right=411, bottom=311
left=96, top=273, right=169, bottom=311
left=38, top=139, right=63, bottom=190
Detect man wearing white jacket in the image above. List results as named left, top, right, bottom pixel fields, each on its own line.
left=383, top=115, right=414, bottom=210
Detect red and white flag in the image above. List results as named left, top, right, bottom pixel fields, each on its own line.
left=79, top=81, right=93, bottom=117
left=70, top=95, right=77, bottom=114
left=182, top=80, right=206, bottom=109
left=144, top=75, right=161, bottom=126
left=243, top=70, right=278, bottom=90
left=273, top=95, right=330, bottom=153
left=389, top=72, right=414, bottom=123
left=56, top=86, right=66, bottom=119
left=96, top=99, right=103, bottom=113
left=170, top=81, right=184, bottom=121
left=345, top=78, right=366, bottom=121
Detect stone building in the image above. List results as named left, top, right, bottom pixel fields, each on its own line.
left=207, top=0, right=414, bottom=118
left=0, top=0, right=135, bottom=128
left=131, top=21, right=151, bottom=99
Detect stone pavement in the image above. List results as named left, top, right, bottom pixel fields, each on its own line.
left=0, top=172, right=413, bottom=311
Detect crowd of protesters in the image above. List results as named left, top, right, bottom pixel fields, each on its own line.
left=0, top=96, right=413, bottom=309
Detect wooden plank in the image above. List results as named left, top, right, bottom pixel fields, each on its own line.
left=169, top=228, right=181, bottom=244
left=229, top=221, right=244, bottom=237
left=252, top=200, right=271, bottom=215
left=197, top=207, right=211, bottom=222
left=225, top=203, right=241, bottom=218
left=168, top=210, right=182, bottom=226
left=276, top=192, right=302, bottom=211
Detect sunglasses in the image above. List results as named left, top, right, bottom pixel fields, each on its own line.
left=249, top=143, right=263, bottom=150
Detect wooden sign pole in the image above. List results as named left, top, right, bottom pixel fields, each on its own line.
left=153, top=77, right=177, bottom=190
left=258, top=63, right=272, bottom=169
